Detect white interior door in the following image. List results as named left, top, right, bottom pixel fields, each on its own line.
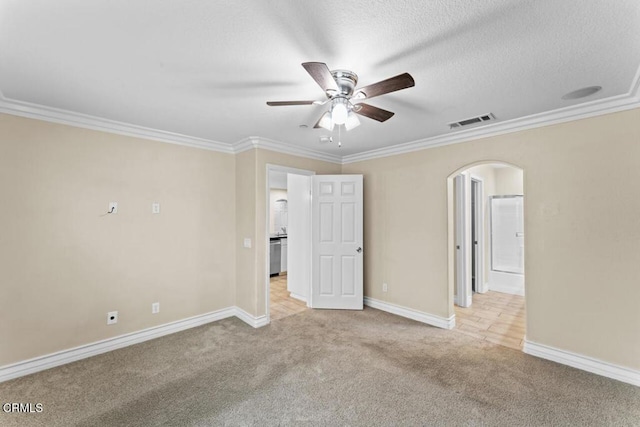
left=310, top=175, right=363, bottom=309
left=287, top=173, right=312, bottom=302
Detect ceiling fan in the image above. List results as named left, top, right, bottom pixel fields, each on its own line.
left=266, top=62, right=415, bottom=132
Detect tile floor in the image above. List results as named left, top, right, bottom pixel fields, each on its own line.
left=454, top=290, right=526, bottom=350
left=269, top=274, right=308, bottom=321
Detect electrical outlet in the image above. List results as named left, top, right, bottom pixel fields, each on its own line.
left=243, top=238, right=252, bottom=248
left=108, top=202, right=118, bottom=214
left=382, top=283, right=388, bottom=293
left=152, top=203, right=160, bottom=214
left=152, top=302, right=160, bottom=314
left=107, top=311, right=118, bottom=325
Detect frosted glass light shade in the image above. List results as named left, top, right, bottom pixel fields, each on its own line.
left=344, top=111, right=360, bottom=131
left=317, top=111, right=334, bottom=131
left=331, top=102, right=348, bottom=125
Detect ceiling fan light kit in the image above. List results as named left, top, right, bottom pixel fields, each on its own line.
left=344, top=111, right=361, bottom=131
left=330, top=98, right=349, bottom=124
left=317, top=111, right=334, bottom=131
left=267, top=62, right=415, bottom=146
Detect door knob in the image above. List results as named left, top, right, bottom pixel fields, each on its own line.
left=356, top=247, right=362, bottom=253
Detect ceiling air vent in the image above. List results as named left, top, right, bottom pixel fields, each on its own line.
left=448, top=113, right=496, bottom=130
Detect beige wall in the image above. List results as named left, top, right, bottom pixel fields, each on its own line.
left=343, top=108, right=640, bottom=370
left=494, top=167, right=524, bottom=195
left=234, top=149, right=258, bottom=315
left=3, top=106, right=639, bottom=374
left=0, top=114, right=236, bottom=366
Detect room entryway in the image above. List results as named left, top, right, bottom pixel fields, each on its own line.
left=269, top=274, right=308, bottom=320
left=267, top=166, right=312, bottom=322
left=266, top=165, right=364, bottom=322
left=454, top=291, right=525, bottom=349
left=449, top=162, right=526, bottom=350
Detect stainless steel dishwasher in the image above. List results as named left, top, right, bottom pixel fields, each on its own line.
left=269, top=238, right=281, bottom=276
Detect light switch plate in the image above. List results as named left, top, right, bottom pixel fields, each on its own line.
left=243, top=238, right=252, bottom=248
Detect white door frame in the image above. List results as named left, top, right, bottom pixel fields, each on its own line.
left=265, top=164, right=315, bottom=323
left=454, top=174, right=471, bottom=307
left=470, top=175, right=486, bottom=294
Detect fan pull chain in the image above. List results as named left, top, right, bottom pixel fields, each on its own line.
left=338, top=125, right=342, bottom=148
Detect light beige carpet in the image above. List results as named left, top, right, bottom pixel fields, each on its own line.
left=1, top=307, right=638, bottom=426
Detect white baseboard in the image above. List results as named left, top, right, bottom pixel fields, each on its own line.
left=478, top=282, right=490, bottom=294
left=288, top=293, right=307, bottom=304
left=364, top=297, right=455, bottom=330
left=523, top=339, right=640, bottom=387
left=0, top=306, right=270, bottom=384
left=453, top=295, right=472, bottom=308
left=488, top=271, right=525, bottom=296
left=234, top=307, right=269, bottom=328
left=489, top=283, right=525, bottom=296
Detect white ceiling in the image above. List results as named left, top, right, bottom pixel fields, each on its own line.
left=1, top=0, right=639, bottom=157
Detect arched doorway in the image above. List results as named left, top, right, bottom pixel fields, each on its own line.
left=447, top=161, right=526, bottom=350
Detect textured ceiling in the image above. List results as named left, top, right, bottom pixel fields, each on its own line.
left=1, top=0, right=639, bottom=156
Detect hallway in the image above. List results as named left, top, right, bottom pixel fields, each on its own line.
left=454, top=291, right=525, bottom=350
left=269, top=274, right=308, bottom=321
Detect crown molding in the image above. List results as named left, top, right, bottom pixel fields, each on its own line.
left=341, top=91, right=640, bottom=164
left=2, top=64, right=639, bottom=166
left=629, top=62, right=640, bottom=101
left=232, top=136, right=342, bottom=164
left=0, top=93, right=234, bottom=154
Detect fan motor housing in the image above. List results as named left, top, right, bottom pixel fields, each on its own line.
left=331, top=70, right=358, bottom=96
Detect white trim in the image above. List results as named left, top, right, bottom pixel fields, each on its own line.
left=488, top=275, right=525, bottom=296
left=453, top=294, right=472, bottom=307
left=0, top=307, right=238, bottom=383
left=478, top=282, right=490, bottom=294
left=234, top=307, right=270, bottom=328
left=524, top=339, right=640, bottom=387
left=629, top=63, right=640, bottom=99
left=470, top=175, right=484, bottom=296
left=341, top=92, right=640, bottom=164
left=233, top=137, right=342, bottom=164
left=454, top=174, right=472, bottom=307
left=289, top=293, right=308, bottom=304
left=1, top=66, right=638, bottom=165
left=0, top=94, right=233, bottom=154
left=364, top=297, right=455, bottom=330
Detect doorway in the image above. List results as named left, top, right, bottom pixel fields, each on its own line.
left=266, top=165, right=314, bottom=321
left=450, top=162, right=526, bottom=350
left=265, top=166, right=365, bottom=322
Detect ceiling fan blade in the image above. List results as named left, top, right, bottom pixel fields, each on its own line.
left=302, top=62, right=339, bottom=93
left=266, top=100, right=316, bottom=106
left=354, top=73, right=415, bottom=100
left=353, top=103, right=395, bottom=122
